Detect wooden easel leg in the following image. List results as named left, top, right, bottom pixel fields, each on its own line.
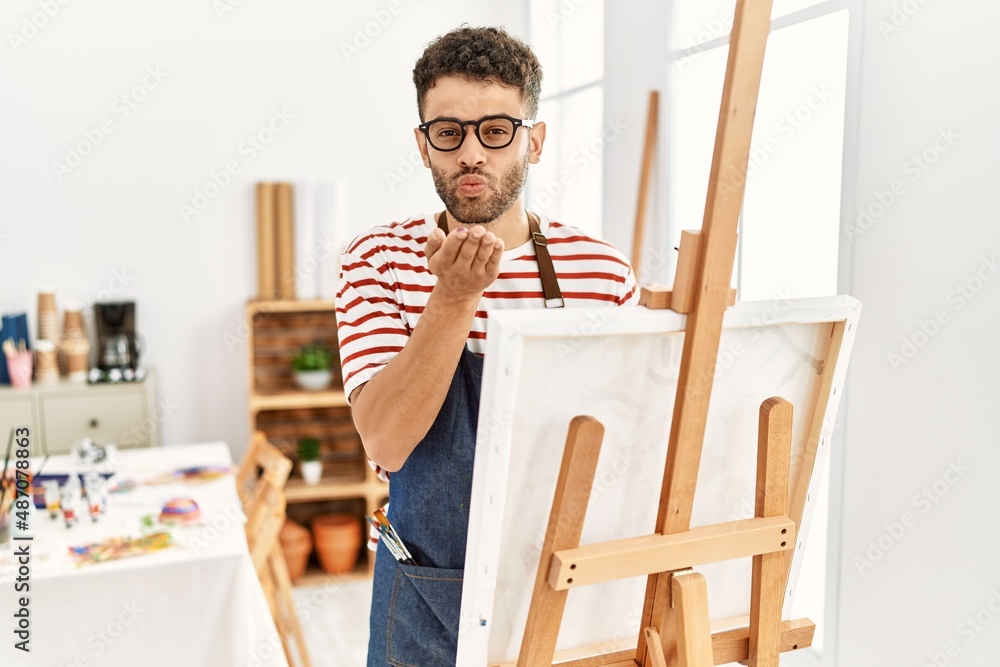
left=517, top=416, right=605, bottom=667
left=270, top=544, right=312, bottom=667
left=749, top=398, right=793, bottom=667
left=672, top=570, right=714, bottom=667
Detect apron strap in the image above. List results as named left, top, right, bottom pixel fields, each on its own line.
left=437, top=210, right=565, bottom=308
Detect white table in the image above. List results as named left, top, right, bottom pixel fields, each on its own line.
left=0, top=443, right=287, bottom=667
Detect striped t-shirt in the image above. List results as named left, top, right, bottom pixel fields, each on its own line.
left=336, top=212, right=639, bottom=548
left=336, top=212, right=639, bottom=402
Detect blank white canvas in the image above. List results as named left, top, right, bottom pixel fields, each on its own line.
left=458, top=295, right=860, bottom=666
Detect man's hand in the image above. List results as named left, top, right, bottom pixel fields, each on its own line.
left=424, top=224, right=504, bottom=302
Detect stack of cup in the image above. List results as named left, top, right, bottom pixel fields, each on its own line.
left=37, top=288, right=61, bottom=384
left=34, top=340, right=60, bottom=385
left=37, top=288, right=60, bottom=343
left=60, top=302, right=90, bottom=383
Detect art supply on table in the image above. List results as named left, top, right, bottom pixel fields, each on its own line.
left=144, top=465, right=232, bottom=485
left=69, top=531, right=175, bottom=566
left=71, top=438, right=117, bottom=468
left=368, top=509, right=417, bottom=566
left=60, top=490, right=78, bottom=527
left=61, top=474, right=82, bottom=528
left=43, top=480, right=60, bottom=519
left=0, top=429, right=14, bottom=519
left=158, top=497, right=202, bottom=525
left=84, top=472, right=108, bottom=522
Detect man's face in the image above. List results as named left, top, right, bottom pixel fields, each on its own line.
left=416, top=75, right=545, bottom=225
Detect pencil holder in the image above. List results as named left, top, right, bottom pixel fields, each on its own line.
left=6, top=350, right=32, bottom=389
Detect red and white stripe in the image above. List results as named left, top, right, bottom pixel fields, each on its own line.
left=337, top=212, right=638, bottom=404
left=336, top=213, right=639, bottom=551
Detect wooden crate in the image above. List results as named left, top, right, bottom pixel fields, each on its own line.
left=287, top=498, right=372, bottom=584
left=255, top=406, right=366, bottom=483
left=251, top=309, right=341, bottom=394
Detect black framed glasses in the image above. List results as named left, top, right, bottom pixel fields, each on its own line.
left=418, top=114, right=536, bottom=152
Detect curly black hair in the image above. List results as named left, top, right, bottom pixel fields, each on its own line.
left=412, top=26, right=543, bottom=121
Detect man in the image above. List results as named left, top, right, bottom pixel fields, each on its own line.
left=336, top=26, right=639, bottom=666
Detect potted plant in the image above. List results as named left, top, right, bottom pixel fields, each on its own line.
left=297, top=437, right=323, bottom=485
left=290, top=343, right=334, bottom=391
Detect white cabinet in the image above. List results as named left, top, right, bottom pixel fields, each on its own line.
left=0, top=369, right=157, bottom=455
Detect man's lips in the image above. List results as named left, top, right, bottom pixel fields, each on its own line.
left=457, top=175, right=487, bottom=195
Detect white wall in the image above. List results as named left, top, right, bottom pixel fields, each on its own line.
left=838, top=0, right=1000, bottom=664
left=0, top=1, right=525, bottom=456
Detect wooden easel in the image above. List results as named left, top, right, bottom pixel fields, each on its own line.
left=516, top=2, right=815, bottom=665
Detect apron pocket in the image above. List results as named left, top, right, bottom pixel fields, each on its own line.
left=386, top=563, right=464, bottom=667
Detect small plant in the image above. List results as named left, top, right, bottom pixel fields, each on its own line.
left=291, top=344, right=333, bottom=372
left=297, top=437, right=321, bottom=462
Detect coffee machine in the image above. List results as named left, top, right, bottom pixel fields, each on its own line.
left=91, top=301, right=145, bottom=383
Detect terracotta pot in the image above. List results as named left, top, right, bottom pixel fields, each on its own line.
left=279, top=519, right=313, bottom=582
left=312, top=513, right=362, bottom=575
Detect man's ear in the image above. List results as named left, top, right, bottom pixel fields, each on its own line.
left=414, top=128, right=431, bottom=167
left=527, top=121, right=546, bottom=165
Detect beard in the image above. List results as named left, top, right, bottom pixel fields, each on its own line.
left=431, top=153, right=529, bottom=225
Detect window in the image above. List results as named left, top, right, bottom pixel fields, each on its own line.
left=669, top=2, right=849, bottom=301
left=526, top=0, right=606, bottom=238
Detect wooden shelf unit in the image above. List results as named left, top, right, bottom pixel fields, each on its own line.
left=295, top=561, right=374, bottom=587
left=250, top=389, right=348, bottom=412
left=246, top=299, right=387, bottom=586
